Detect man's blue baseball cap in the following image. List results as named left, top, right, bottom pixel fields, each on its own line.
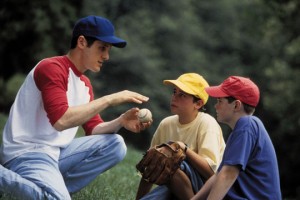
left=72, top=15, right=127, bottom=48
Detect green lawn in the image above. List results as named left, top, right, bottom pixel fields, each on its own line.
left=72, top=145, right=143, bottom=200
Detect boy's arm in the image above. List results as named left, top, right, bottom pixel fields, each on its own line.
left=207, top=165, right=239, bottom=200
left=135, top=179, right=153, bottom=200
left=191, top=165, right=239, bottom=200
left=191, top=174, right=216, bottom=200
left=176, top=141, right=214, bottom=180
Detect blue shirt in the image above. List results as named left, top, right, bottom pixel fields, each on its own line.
left=219, top=116, right=281, bottom=200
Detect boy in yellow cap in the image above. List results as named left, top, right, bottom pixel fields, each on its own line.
left=136, top=73, right=225, bottom=200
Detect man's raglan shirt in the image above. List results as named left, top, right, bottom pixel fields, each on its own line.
left=0, top=56, right=103, bottom=164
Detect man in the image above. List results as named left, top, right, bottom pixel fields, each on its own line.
left=191, top=76, right=281, bottom=200
left=136, top=73, right=225, bottom=200
left=0, top=15, right=150, bottom=199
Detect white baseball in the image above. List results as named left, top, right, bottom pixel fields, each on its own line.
left=138, top=108, right=152, bottom=123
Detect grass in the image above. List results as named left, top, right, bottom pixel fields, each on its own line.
left=72, top=145, right=144, bottom=200
left=71, top=128, right=146, bottom=199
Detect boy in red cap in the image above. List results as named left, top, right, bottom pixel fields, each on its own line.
left=191, top=76, right=281, bottom=200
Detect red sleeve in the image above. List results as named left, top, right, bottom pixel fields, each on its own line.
left=34, top=58, right=104, bottom=133
left=80, top=75, right=104, bottom=135
left=82, top=115, right=103, bottom=135
left=34, top=59, right=69, bottom=125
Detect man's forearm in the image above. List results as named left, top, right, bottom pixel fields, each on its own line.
left=91, top=117, right=123, bottom=135
left=53, top=97, right=110, bottom=131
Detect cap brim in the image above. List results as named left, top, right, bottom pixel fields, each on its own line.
left=163, top=80, right=196, bottom=95
left=96, top=36, right=127, bottom=48
left=205, top=86, right=229, bottom=97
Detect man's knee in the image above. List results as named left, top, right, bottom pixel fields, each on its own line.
left=111, top=134, right=127, bottom=162
left=43, top=189, right=71, bottom=200
left=93, top=134, right=127, bottom=163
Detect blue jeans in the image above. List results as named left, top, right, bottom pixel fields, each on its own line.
left=0, top=134, right=126, bottom=200
left=140, top=161, right=204, bottom=200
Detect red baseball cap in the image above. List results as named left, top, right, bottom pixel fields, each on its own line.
left=205, top=76, right=260, bottom=107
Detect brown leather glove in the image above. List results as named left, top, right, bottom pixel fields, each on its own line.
left=136, top=141, right=186, bottom=185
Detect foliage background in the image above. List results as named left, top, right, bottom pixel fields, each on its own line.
left=1, top=0, right=300, bottom=199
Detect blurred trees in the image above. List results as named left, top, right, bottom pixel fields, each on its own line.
left=0, top=0, right=81, bottom=111
left=0, top=0, right=299, bottom=198
left=259, top=0, right=300, bottom=197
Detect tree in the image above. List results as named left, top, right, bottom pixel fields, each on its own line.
left=259, top=0, right=300, bottom=197
left=0, top=0, right=80, bottom=111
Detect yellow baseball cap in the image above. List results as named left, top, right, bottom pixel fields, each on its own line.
left=163, top=73, right=209, bottom=105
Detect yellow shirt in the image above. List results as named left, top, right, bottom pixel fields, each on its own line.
left=151, top=112, right=225, bottom=172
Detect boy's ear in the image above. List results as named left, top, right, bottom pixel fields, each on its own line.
left=234, top=100, right=243, bottom=110
left=195, top=99, right=204, bottom=110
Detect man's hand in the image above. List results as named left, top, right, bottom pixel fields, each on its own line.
left=120, top=108, right=152, bottom=133
left=105, top=90, right=149, bottom=106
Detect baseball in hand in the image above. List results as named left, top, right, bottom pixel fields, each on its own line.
left=138, top=108, right=152, bottom=123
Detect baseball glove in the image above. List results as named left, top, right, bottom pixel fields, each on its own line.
left=136, top=141, right=186, bottom=185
